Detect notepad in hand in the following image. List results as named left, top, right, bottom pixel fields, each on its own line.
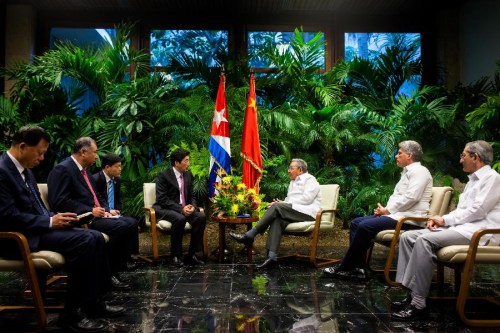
left=73, top=212, right=94, bottom=225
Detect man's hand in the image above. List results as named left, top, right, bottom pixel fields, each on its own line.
left=374, top=203, right=389, bottom=216
left=427, top=215, right=445, bottom=230
left=182, top=204, right=195, bottom=216
left=110, top=209, right=121, bottom=216
left=92, top=207, right=106, bottom=218
left=51, top=212, right=78, bottom=229
left=267, top=199, right=282, bottom=208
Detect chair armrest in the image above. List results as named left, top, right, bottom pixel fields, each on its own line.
left=0, top=232, right=32, bottom=260
left=388, top=216, right=427, bottom=246
left=144, top=207, right=157, bottom=228
left=465, top=228, right=500, bottom=263
left=313, top=209, right=338, bottom=230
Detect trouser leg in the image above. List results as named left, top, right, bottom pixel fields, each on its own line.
left=399, top=229, right=470, bottom=298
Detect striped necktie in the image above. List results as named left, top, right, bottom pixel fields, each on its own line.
left=108, top=179, right=115, bottom=210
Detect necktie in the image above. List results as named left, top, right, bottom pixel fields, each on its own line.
left=81, top=169, right=100, bottom=207
left=180, top=174, right=186, bottom=207
left=108, top=179, right=115, bottom=210
left=23, top=170, right=50, bottom=216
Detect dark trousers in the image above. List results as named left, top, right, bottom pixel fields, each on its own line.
left=339, top=215, right=422, bottom=270
left=155, top=209, right=207, bottom=257
left=253, top=203, right=314, bottom=254
left=38, top=228, right=109, bottom=311
left=90, top=216, right=138, bottom=274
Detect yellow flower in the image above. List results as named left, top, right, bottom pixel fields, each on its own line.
left=237, top=194, right=245, bottom=201
left=231, top=204, right=239, bottom=213
left=237, top=183, right=247, bottom=190
left=248, top=188, right=256, bottom=195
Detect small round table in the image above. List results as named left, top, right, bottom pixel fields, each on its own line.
left=212, top=216, right=258, bottom=263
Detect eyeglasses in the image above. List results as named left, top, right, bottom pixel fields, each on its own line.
left=460, top=152, right=474, bottom=159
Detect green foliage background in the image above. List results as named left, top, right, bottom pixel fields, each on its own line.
left=1, top=25, right=498, bottom=226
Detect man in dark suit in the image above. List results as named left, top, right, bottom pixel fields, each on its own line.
left=47, top=137, right=137, bottom=288
left=0, top=126, right=123, bottom=332
left=92, top=153, right=139, bottom=268
left=153, top=148, right=206, bottom=266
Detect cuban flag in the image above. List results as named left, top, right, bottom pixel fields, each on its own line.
left=208, top=73, right=231, bottom=196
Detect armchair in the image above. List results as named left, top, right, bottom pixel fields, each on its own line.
left=138, top=183, right=208, bottom=262
left=280, top=184, right=341, bottom=267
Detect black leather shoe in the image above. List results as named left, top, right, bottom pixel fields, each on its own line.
left=111, top=275, right=130, bottom=289
left=322, top=266, right=341, bottom=277
left=58, top=310, right=105, bottom=332
left=88, top=301, right=125, bottom=318
left=391, top=304, right=428, bottom=321
left=172, top=256, right=184, bottom=267
left=391, top=296, right=412, bottom=310
left=322, top=267, right=368, bottom=280
left=185, top=254, right=204, bottom=265
left=256, top=258, right=278, bottom=269
left=229, top=232, right=254, bottom=246
left=126, top=260, right=137, bottom=270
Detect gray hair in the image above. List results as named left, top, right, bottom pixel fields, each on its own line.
left=72, top=137, right=96, bottom=153
left=466, top=140, right=493, bottom=165
left=291, top=158, right=308, bottom=173
left=399, top=140, right=423, bottom=162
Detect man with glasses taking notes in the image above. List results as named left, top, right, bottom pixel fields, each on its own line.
left=229, top=158, right=321, bottom=269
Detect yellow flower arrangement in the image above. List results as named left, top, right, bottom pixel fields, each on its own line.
left=211, top=170, right=265, bottom=218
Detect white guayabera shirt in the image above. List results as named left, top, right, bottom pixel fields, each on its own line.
left=445, top=165, right=500, bottom=245
left=284, top=172, right=321, bottom=218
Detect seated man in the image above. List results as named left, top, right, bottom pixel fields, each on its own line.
left=153, top=148, right=206, bottom=266
left=323, top=140, right=432, bottom=280
left=92, top=153, right=139, bottom=269
left=391, top=140, right=500, bottom=321
left=0, top=126, right=123, bottom=332
left=229, top=158, right=321, bottom=269
left=47, top=137, right=138, bottom=288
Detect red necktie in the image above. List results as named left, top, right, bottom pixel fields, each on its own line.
left=180, top=174, right=186, bottom=207
left=81, top=169, right=100, bottom=207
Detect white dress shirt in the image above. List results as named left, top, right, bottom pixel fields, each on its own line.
left=445, top=165, right=500, bottom=245
left=386, top=161, right=433, bottom=224
left=284, top=172, right=321, bottom=218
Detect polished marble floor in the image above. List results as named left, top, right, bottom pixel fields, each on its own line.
left=1, top=245, right=500, bottom=332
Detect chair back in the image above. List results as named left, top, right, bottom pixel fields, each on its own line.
left=37, top=183, right=50, bottom=211
left=143, top=183, right=156, bottom=225
left=429, top=186, right=453, bottom=216
left=318, top=184, right=340, bottom=229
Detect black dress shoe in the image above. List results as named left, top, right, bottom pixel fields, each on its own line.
left=323, top=266, right=341, bottom=277
left=185, top=254, right=205, bottom=265
left=391, top=304, right=428, bottom=321
left=88, top=301, right=125, bottom=318
left=391, top=296, right=412, bottom=310
left=229, top=232, right=254, bottom=246
left=111, top=275, right=130, bottom=289
left=126, top=260, right=137, bottom=270
left=256, top=258, right=278, bottom=269
left=58, top=310, right=105, bottom=332
left=322, top=267, right=368, bottom=280
left=172, top=256, right=184, bottom=267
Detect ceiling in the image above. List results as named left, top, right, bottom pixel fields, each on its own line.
left=6, top=0, right=457, bottom=16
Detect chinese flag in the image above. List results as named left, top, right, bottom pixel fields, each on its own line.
left=241, top=74, right=263, bottom=192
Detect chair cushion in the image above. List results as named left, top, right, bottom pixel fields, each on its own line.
left=285, top=221, right=334, bottom=233
left=374, top=229, right=399, bottom=242
left=157, top=220, right=193, bottom=232
left=437, top=245, right=500, bottom=264
left=0, top=250, right=65, bottom=271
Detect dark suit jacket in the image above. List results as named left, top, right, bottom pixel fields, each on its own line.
left=0, top=154, right=51, bottom=251
left=47, top=157, right=107, bottom=214
left=153, top=168, right=197, bottom=213
left=92, top=170, right=121, bottom=211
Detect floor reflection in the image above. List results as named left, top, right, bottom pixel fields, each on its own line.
left=1, top=252, right=499, bottom=332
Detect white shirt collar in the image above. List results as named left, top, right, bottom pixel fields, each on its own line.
left=6, top=151, right=25, bottom=176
